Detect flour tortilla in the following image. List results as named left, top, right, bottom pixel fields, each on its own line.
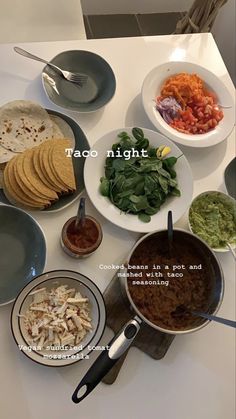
left=51, top=118, right=64, bottom=139
left=49, top=115, right=75, bottom=146
left=0, top=144, right=17, bottom=164
left=0, top=100, right=54, bottom=153
left=0, top=103, right=75, bottom=164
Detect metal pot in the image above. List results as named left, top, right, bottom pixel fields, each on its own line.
left=120, top=228, right=224, bottom=334
left=72, top=229, right=224, bottom=404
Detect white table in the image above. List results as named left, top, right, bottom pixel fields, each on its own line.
left=0, top=34, right=235, bottom=419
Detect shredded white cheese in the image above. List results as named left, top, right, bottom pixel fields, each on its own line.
left=21, top=285, right=92, bottom=350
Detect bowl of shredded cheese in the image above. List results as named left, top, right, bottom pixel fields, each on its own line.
left=11, top=270, right=106, bottom=367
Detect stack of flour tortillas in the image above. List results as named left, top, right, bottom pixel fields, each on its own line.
left=0, top=100, right=76, bottom=210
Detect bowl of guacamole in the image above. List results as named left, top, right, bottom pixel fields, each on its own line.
left=188, top=191, right=236, bottom=252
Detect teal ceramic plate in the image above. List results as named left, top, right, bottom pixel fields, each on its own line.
left=42, top=50, right=116, bottom=112
left=0, top=204, right=46, bottom=305
left=0, top=109, right=89, bottom=212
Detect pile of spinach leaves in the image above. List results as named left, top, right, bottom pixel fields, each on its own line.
left=100, top=128, right=181, bottom=223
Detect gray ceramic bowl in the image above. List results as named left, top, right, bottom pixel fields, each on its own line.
left=42, top=50, right=116, bottom=112
left=224, top=158, right=236, bottom=200
left=0, top=204, right=46, bottom=305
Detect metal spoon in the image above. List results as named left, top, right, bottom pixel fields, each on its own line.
left=167, top=210, right=174, bottom=255
left=191, top=310, right=236, bottom=328
left=172, top=305, right=236, bottom=328
left=14, top=46, right=88, bottom=86
left=75, top=197, right=86, bottom=231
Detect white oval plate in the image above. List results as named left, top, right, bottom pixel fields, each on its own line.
left=84, top=127, right=193, bottom=233
left=142, top=62, right=235, bottom=148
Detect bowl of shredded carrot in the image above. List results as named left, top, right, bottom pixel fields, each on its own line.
left=142, top=62, right=235, bottom=148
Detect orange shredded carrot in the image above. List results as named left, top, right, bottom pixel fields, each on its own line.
left=161, top=73, right=204, bottom=108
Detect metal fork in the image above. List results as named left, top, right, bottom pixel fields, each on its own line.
left=14, top=47, right=88, bottom=86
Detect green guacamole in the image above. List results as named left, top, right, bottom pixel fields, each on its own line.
left=189, top=192, right=236, bottom=249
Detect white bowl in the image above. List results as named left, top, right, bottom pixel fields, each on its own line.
left=142, top=61, right=235, bottom=148
left=84, top=127, right=193, bottom=233
left=188, top=191, right=236, bottom=253
left=11, top=270, right=106, bottom=367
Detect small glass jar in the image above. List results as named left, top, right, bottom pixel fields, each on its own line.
left=61, top=215, right=103, bottom=258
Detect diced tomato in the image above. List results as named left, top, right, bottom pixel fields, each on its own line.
left=169, top=92, right=224, bottom=134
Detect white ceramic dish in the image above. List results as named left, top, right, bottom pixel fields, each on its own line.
left=84, top=127, right=193, bottom=233
left=141, top=61, right=235, bottom=148
left=188, top=191, right=236, bottom=253
left=11, top=270, right=106, bottom=367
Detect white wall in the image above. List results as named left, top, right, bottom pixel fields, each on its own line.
left=0, top=0, right=86, bottom=43
left=82, top=0, right=235, bottom=85
left=81, top=0, right=191, bottom=14
left=212, top=0, right=235, bottom=85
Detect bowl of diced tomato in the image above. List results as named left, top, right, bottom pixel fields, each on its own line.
left=142, top=62, right=235, bottom=148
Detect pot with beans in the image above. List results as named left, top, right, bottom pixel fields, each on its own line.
left=124, top=229, right=224, bottom=333
left=72, top=228, right=224, bottom=404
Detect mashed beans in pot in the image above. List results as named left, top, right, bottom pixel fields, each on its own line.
left=127, top=232, right=213, bottom=331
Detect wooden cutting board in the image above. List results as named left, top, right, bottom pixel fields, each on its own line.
left=102, top=272, right=175, bottom=384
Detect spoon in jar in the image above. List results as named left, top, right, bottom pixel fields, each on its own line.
left=75, top=197, right=86, bottom=231
left=167, top=210, right=174, bottom=256
left=172, top=305, right=236, bottom=328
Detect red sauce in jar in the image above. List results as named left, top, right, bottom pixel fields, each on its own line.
left=61, top=215, right=103, bottom=258
left=67, top=219, right=99, bottom=249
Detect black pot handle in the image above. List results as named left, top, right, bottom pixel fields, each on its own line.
left=72, top=317, right=141, bottom=404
